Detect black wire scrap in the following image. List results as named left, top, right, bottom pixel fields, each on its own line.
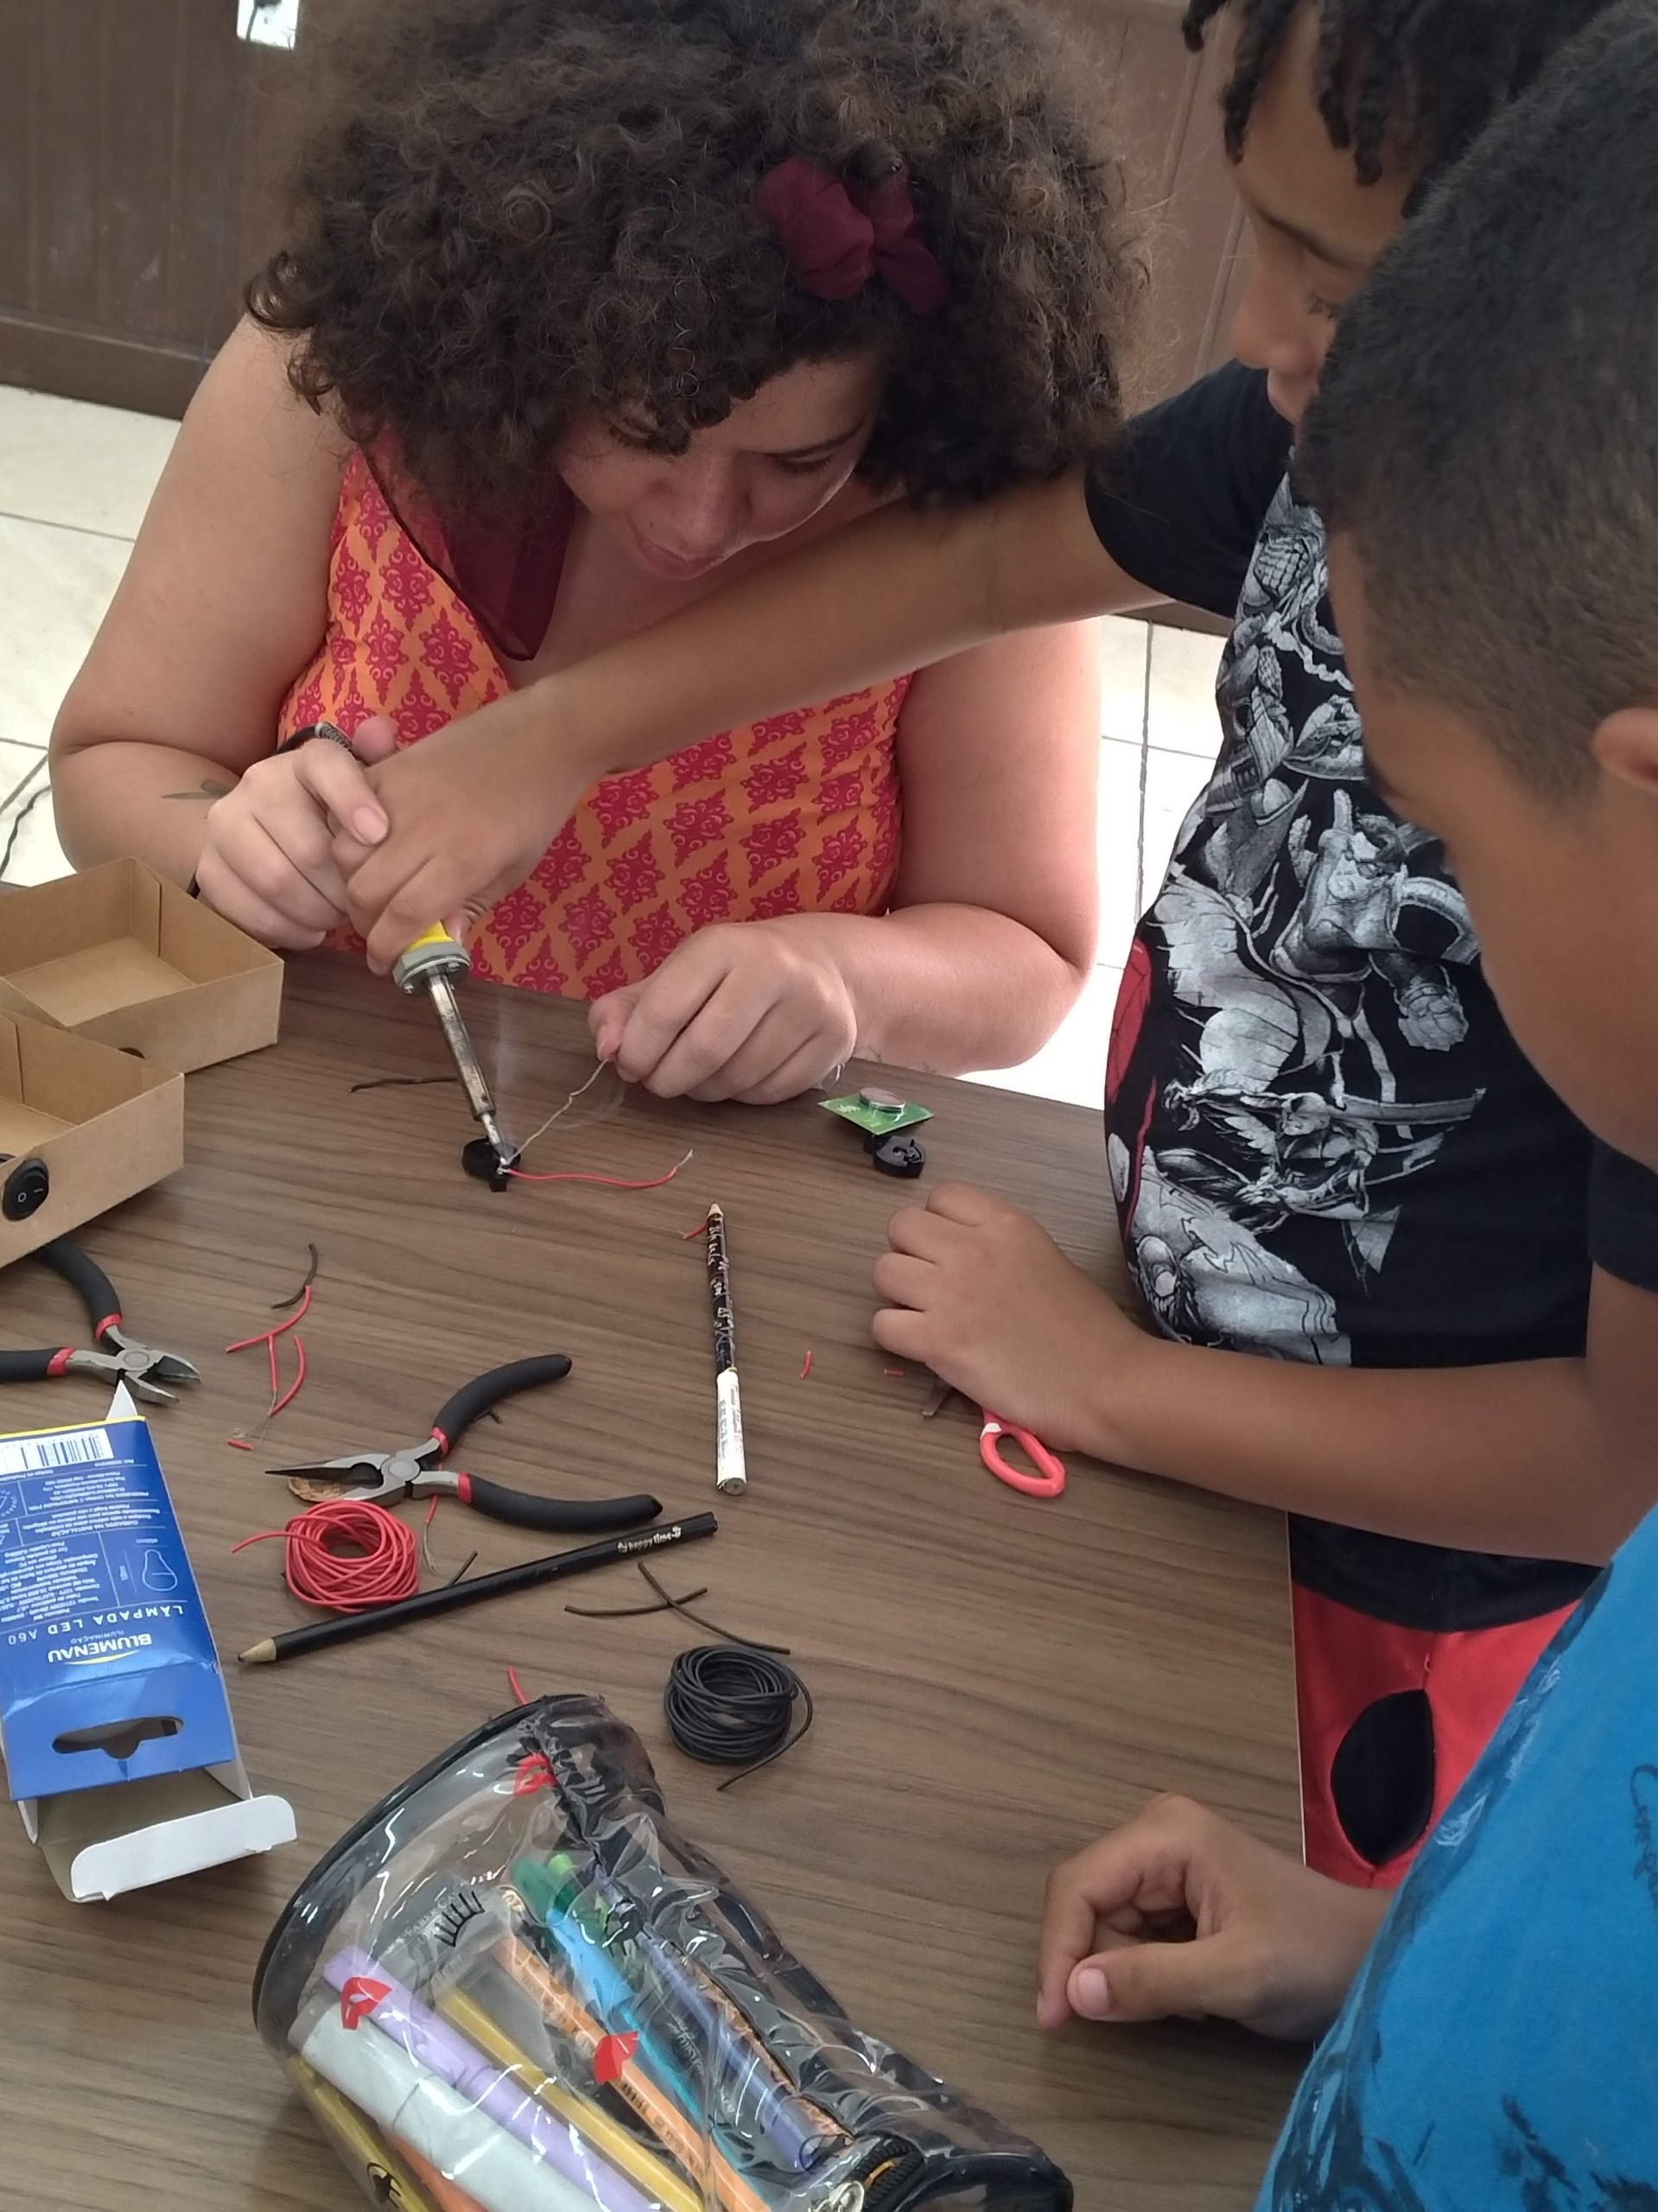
left=350, top=1073, right=461, bottom=1093
left=566, top=1561, right=791, bottom=1654
left=270, top=1243, right=320, bottom=1313
left=565, top=1584, right=713, bottom=1619
left=664, top=1644, right=814, bottom=1789
left=0, top=779, right=49, bottom=882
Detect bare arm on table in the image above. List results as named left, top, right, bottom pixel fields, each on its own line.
left=51, top=320, right=394, bottom=945
left=873, top=1184, right=1657, bottom=1563
left=345, top=472, right=1158, bottom=968
left=587, top=620, right=1103, bottom=1099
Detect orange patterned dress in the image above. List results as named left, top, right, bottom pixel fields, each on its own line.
left=278, top=456, right=908, bottom=997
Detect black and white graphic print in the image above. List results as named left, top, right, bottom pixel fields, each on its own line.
left=1109, top=480, right=1515, bottom=1370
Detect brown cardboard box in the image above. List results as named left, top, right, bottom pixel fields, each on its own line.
left=0, top=859, right=282, bottom=1071
left=0, top=1013, right=183, bottom=1265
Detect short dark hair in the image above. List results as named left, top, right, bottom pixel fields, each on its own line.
left=247, top=0, right=1135, bottom=518
left=1181, top=0, right=1620, bottom=187
left=1297, top=2, right=1658, bottom=798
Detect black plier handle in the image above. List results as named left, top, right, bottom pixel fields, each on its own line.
left=0, top=1241, right=201, bottom=1403
left=270, top=1355, right=662, bottom=1533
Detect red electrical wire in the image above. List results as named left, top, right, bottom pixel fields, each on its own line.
left=799, top=1351, right=813, bottom=1379
left=226, top=1282, right=311, bottom=1444
left=507, top=1147, right=693, bottom=1190
left=226, top=1281, right=311, bottom=1353
left=507, top=1664, right=528, bottom=1706
left=269, top=1334, right=308, bottom=1416
left=232, top=1497, right=417, bottom=1613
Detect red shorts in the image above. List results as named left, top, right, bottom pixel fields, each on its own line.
left=1293, top=1580, right=1579, bottom=1887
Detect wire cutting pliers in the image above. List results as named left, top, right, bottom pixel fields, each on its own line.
left=270, top=1354, right=662, bottom=1534
left=0, top=1240, right=201, bottom=1404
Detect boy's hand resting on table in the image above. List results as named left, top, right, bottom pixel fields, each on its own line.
left=589, top=922, right=859, bottom=1103
left=195, top=717, right=399, bottom=949
left=871, top=1184, right=1145, bottom=1452
left=1039, top=1795, right=1388, bottom=2042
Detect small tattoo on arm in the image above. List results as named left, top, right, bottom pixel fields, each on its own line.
left=162, top=779, right=232, bottom=801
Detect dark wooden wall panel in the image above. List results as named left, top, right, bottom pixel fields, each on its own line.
left=1057, top=0, right=1252, bottom=406
left=0, top=0, right=301, bottom=416
left=101, top=0, right=183, bottom=340
left=0, top=0, right=1248, bottom=422
left=31, top=4, right=103, bottom=326
left=0, top=6, right=31, bottom=309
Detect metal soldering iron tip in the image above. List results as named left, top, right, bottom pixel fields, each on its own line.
left=481, top=1113, right=515, bottom=1166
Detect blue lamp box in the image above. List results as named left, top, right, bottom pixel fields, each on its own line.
left=0, top=1387, right=294, bottom=1899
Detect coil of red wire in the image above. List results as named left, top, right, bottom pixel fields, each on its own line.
left=232, top=1497, right=417, bottom=1613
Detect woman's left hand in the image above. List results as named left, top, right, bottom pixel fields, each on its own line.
left=588, top=921, right=858, bottom=1103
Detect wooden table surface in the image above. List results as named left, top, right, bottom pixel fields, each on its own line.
left=0, top=960, right=1302, bottom=2210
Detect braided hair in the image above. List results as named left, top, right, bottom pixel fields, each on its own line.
left=1181, top=0, right=1621, bottom=185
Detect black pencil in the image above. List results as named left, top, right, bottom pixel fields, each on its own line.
left=237, top=1514, right=719, bottom=1664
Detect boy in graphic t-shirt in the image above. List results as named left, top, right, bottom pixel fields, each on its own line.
left=1040, top=20, right=1658, bottom=2196
left=334, top=0, right=1658, bottom=1886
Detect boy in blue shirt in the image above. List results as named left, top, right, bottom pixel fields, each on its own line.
left=1039, top=9, right=1658, bottom=2194
left=339, top=0, right=1658, bottom=1889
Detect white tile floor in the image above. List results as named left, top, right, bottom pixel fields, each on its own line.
left=0, top=383, right=1224, bottom=1105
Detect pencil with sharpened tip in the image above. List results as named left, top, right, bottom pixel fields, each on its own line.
left=237, top=1515, right=718, bottom=1664
left=703, top=1204, right=746, bottom=1496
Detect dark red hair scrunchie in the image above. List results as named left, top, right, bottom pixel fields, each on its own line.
left=756, top=157, right=950, bottom=315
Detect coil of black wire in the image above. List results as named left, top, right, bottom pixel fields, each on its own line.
left=664, top=1643, right=812, bottom=1787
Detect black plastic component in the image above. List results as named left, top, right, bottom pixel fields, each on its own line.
left=429, top=1354, right=573, bottom=1453
left=0, top=1346, right=60, bottom=1383
left=459, top=1474, right=661, bottom=1535
left=0, top=1237, right=127, bottom=1381
left=0, top=1154, right=49, bottom=1222
left=461, top=1137, right=517, bottom=1191
left=855, top=2139, right=930, bottom=2212
left=40, top=1239, right=122, bottom=1335
left=869, top=1133, right=926, bottom=1178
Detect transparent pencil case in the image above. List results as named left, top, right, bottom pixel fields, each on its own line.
left=253, top=1693, right=1071, bottom=2212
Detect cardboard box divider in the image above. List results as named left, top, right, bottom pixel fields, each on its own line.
left=0, top=858, right=283, bottom=1072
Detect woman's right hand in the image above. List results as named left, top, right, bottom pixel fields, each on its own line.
left=194, top=719, right=401, bottom=948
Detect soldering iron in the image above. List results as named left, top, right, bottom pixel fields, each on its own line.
left=391, top=925, right=519, bottom=1186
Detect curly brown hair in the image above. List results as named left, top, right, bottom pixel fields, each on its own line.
left=246, top=0, right=1137, bottom=518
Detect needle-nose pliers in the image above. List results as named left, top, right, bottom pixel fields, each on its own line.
left=270, top=1354, right=660, bottom=1533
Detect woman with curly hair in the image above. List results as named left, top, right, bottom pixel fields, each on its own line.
left=52, top=0, right=1135, bottom=1100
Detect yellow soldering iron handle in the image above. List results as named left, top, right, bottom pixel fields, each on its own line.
left=391, top=923, right=469, bottom=994
left=407, top=922, right=461, bottom=956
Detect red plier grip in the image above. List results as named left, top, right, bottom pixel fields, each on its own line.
left=979, top=1413, right=1066, bottom=1499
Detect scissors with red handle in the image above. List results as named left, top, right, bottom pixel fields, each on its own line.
left=921, top=1376, right=1066, bottom=1498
